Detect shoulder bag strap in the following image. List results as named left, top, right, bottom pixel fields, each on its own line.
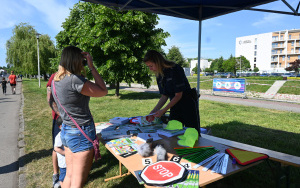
left=52, top=80, right=93, bottom=143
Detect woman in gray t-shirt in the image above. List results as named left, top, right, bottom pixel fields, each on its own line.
left=52, top=46, right=107, bottom=188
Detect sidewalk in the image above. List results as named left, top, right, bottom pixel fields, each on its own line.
left=0, top=80, right=24, bottom=188
left=120, top=83, right=300, bottom=113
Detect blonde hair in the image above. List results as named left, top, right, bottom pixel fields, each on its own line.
left=54, top=46, right=85, bottom=81
left=143, top=50, right=175, bottom=77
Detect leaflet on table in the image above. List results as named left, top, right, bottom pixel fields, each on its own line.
left=109, top=117, right=130, bottom=124
left=111, top=144, right=139, bottom=155
left=95, top=122, right=118, bottom=134
left=106, top=138, right=136, bottom=148
left=171, top=170, right=199, bottom=188
left=157, top=127, right=187, bottom=137
left=137, top=133, right=163, bottom=142
left=136, top=113, right=162, bottom=126
left=138, top=124, right=165, bottom=133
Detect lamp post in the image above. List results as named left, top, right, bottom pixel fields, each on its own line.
left=240, top=55, right=242, bottom=76
left=36, top=33, right=41, bottom=88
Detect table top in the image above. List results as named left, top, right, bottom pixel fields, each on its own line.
left=98, top=132, right=263, bottom=187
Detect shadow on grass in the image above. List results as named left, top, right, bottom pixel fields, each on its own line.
left=106, top=88, right=160, bottom=100
left=206, top=121, right=300, bottom=188
left=0, top=148, right=52, bottom=175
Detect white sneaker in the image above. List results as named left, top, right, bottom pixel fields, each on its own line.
left=54, top=182, right=61, bottom=188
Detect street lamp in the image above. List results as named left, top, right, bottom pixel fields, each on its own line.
left=36, top=33, right=41, bottom=88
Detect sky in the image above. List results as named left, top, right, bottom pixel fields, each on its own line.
left=1, top=0, right=300, bottom=67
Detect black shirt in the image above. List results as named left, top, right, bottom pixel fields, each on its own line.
left=157, top=64, right=191, bottom=100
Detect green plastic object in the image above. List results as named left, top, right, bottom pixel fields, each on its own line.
left=177, top=136, right=197, bottom=147
left=164, top=120, right=183, bottom=130
left=177, top=128, right=198, bottom=140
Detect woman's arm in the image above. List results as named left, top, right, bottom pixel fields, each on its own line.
left=54, top=146, right=65, bottom=156
left=150, top=94, right=168, bottom=114
left=153, top=92, right=183, bottom=118
left=81, top=52, right=108, bottom=97
left=47, top=86, right=60, bottom=116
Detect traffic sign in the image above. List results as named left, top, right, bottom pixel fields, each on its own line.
left=140, top=161, right=188, bottom=186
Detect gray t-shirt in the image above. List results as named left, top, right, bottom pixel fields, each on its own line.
left=52, top=74, right=92, bottom=126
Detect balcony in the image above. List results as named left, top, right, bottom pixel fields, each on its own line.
left=272, top=45, right=285, bottom=49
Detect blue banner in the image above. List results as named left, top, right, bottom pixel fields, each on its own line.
left=213, top=78, right=246, bottom=93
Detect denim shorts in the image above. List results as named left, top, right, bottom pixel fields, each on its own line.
left=60, top=122, right=96, bottom=153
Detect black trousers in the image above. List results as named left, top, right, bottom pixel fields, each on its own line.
left=169, top=92, right=201, bottom=135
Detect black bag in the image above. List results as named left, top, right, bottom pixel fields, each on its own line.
left=186, top=88, right=200, bottom=101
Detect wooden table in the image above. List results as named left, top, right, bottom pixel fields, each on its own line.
left=98, top=134, right=262, bottom=187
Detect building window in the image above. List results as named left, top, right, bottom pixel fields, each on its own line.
left=254, top=57, right=256, bottom=62
left=272, top=36, right=278, bottom=41
left=288, top=56, right=290, bottom=60
left=272, top=50, right=276, bottom=54
left=279, top=63, right=282, bottom=67
left=291, top=49, right=294, bottom=53
left=254, top=51, right=257, bottom=56
left=289, top=34, right=292, bottom=39
left=280, top=49, right=282, bottom=54
left=254, top=64, right=256, bottom=68
left=292, top=41, right=294, bottom=46
left=254, top=45, right=257, bottom=50
left=280, top=35, right=283, bottom=40
left=298, top=55, right=300, bottom=59
left=255, top=38, right=257, bottom=44
left=282, top=56, right=285, bottom=61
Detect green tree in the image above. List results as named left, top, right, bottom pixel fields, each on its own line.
left=285, top=59, right=300, bottom=74
left=235, top=55, right=251, bottom=73
left=210, top=56, right=224, bottom=73
left=222, top=54, right=237, bottom=74
left=253, top=67, right=259, bottom=72
left=55, top=2, right=169, bottom=96
left=167, top=46, right=188, bottom=67
left=6, top=23, right=56, bottom=79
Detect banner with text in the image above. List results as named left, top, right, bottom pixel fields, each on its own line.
left=213, top=78, right=246, bottom=93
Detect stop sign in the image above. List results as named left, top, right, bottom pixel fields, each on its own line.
left=140, top=161, right=188, bottom=186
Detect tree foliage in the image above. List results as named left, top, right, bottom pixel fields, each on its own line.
left=55, top=2, right=169, bottom=96
left=222, top=55, right=237, bottom=73
left=210, top=56, right=224, bottom=72
left=6, top=23, right=56, bottom=78
left=285, top=59, right=300, bottom=74
left=167, top=46, right=187, bottom=67
left=253, top=67, right=259, bottom=72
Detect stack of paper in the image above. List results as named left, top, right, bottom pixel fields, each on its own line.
left=109, top=117, right=129, bottom=124
left=137, top=133, right=163, bottom=142
left=157, top=127, right=187, bottom=137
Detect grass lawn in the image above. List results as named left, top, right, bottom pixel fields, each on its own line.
left=22, top=79, right=300, bottom=188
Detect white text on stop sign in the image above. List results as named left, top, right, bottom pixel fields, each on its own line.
left=152, top=164, right=174, bottom=177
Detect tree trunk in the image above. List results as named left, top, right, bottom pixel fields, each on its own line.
left=115, top=82, right=120, bottom=97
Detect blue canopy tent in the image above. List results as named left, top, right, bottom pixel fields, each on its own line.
left=82, top=0, right=299, bottom=93
left=81, top=0, right=299, bottom=129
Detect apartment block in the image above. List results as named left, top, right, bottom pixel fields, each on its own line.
left=235, top=29, right=300, bottom=73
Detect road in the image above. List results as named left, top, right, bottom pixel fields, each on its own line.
left=0, top=80, right=22, bottom=188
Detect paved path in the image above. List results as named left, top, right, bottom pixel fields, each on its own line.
left=0, top=80, right=22, bottom=188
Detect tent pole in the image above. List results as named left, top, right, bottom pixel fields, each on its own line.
left=197, top=7, right=202, bottom=99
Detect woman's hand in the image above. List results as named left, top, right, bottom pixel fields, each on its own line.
left=81, top=52, right=94, bottom=69
left=153, top=109, right=166, bottom=118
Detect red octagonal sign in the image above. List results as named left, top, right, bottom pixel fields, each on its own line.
left=140, top=161, right=187, bottom=185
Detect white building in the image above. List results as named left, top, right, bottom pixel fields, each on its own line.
left=190, top=59, right=212, bottom=74
left=236, top=29, right=300, bottom=73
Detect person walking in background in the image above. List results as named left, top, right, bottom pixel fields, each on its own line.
left=8, top=71, right=17, bottom=94
left=52, top=46, right=107, bottom=188
left=47, top=73, right=61, bottom=187
left=143, top=50, right=200, bottom=134
left=53, top=116, right=66, bottom=188
left=1, top=77, right=8, bottom=95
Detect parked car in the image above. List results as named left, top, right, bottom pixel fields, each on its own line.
left=281, top=73, right=294, bottom=77
left=259, top=73, right=269, bottom=77
left=296, top=74, right=300, bottom=77
left=269, top=73, right=281, bottom=77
